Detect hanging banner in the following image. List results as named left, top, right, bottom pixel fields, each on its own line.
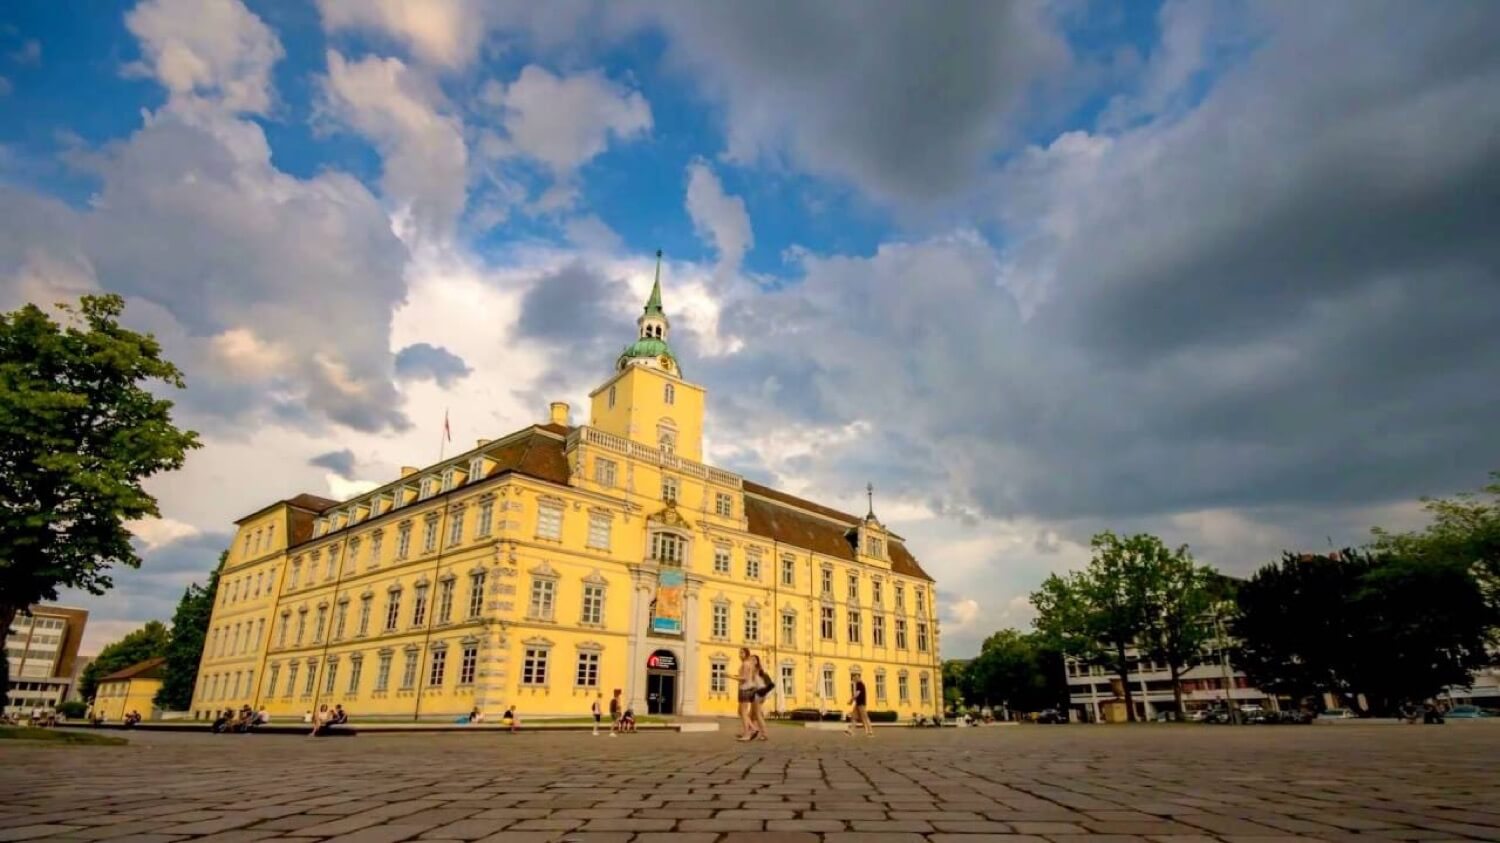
left=651, top=567, right=685, bottom=635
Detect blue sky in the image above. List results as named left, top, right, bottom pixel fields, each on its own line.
left=2, top=0, right=1497, bottom=657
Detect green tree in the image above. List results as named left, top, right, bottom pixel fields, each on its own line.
left=154, top=554, right=223, bottom=711
left=1140, top=545, right=1222, bottom=714
left=0, top=295, right=199, bottom=698
left=967, top=629, right=1067, bottom=714
left=1371, top=472, right=1500, bottom=619
left=77, top=620, right=170, bottom=702
left=1032, top=532, right=1157, bottom=721
left=941, top=660, right=972, bottom=709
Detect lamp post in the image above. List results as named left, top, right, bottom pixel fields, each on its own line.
left=1213, top=603, right=1239, bottom=724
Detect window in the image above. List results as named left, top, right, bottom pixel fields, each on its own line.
left=917, top=622, right=929, bottom=652
left=448, top=508, right=465, bottom=546
left=920, top=673, right=931, bottom=703
left=715, top=492, right=732, bottom=517
left=896, top=618, right=908, bottom=650
left=285, top=662, right=299, bottom=698
left=848, top=574, right=860, bottom=602
left=868, top=536, right=884, bottom=558
left=822, top=666, right=835, bottom=700
left=420, top=477, right=437, bottom=500
left=710, top=660, right=727, bottom=693
left=529, top=578, right=556, bottom=620
left=277, top=613, right=289, bottom=648
left=872, top=615, right=886, bottom=647
left=324, top=659, right=339, bottom=694
left=821, top=567, right=833, bottom=595
left=522, top=648, right=549, bottom=685
left=267, top=664, right=280, bottom=698
left=442, top=469, right=457, bottom=492
left=295, top=610, right=307, bottom=646
left=459, top=645, right=477, bottom=685
left=437, top=579, right=454, bottom=624
left=608, top=384, right=616, bottom=408
left=875, top=672, right=887, bottom=701
left=781, top=612, right=796, bottom=647
left=659, top=429, right=675, bottom=454
left=255, top=571, right=264, bottom=597
left=664, top=382, right=675, bottom=405
left=358, top=595, right=372, bottom=636
left=468, top=572, right=486, bottom=618
left=895, top=583, right=905, bottom=610
left=375, top=652, right=392, bottom=692
left=581, top=583, right=605, bottom=625
left=385, top=591, right=402, bottom=631
left=661, top=476, right=678, bottom=503
left=333, top=601, right=348, bottom=640
left=422, top=515, right=439, bottom=553
left=713, top=546, right=731, bottom=575
left=290, top=559, right=302, bottom=589
left=469, top=456, right=484, bottom=483
left=575, top=650, right=600, bottom=687
left=303, top=660, right=318, bottom=696
left=396, top=523, right=412, bottom=558
left=781, top=665, right=795, bottom=698
left=594, top=458, right=617, bottom=487
left=347, top=657, right=363, bottom=695
left=872, top=579, right=882, bottom=607
left=781, top=556, right=796, bottom=587
left=712, top=604, right=729, bottom=639
left=744, top=605, right=760, bottom=642
left=370, top=531, right=383, bottom=565
left=244, top=533, right=252, bottom=556
left=428, top=648, right=446, bottom=687
left=916, top=587, right=926, bottom=614
left=821, top=606, right=835, bottom=640
left=746, top=552, right=760, bottom=581
left=348, top=539, right=361, bottom=569
left=401, top=650, right=418, bottom=689
left=536, top=501, right=563, bottom=541
left=328, top=547, right=340, bottom=580
left=412, top=584, right=429, bottom=627
left=587, top=512, right=611, bottom=550
left=899, top=672, right=910, bottom=702
left=848, top=610, right=862, bottom=644
left=476, top=498, right=494, bottom=537
left=651, top=532, right=685, bottom=565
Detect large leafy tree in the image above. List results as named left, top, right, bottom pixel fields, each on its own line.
left=1371, top=472, right=1500, bottom=620
left=964, top=629, right=1068, bottom=714
left=1140, top=546, right=1222, bottom=713
left=154, top=554, right=223, bottom=711
left=77, top=620, right=170, bottom=702
left=1032, top=531, right=1157, bottom=721
left=0, top=295, right=199, bottom=697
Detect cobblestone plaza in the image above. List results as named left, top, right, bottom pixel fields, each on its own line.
left=3, top=724, right=1499, bottom=842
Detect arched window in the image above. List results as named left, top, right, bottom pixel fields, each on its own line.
left=664, top=383, right=675, bottom=405
left=650, top=531, right=687, bottom=565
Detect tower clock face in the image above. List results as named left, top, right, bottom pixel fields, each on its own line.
left=660, top=355, right=673, bottom=371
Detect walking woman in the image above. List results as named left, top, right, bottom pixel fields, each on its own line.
left=846, top=676, right=873, bottom=736
left=737, top=648, right=759, bottom=741
left=750, top=654, right=772, bottom=741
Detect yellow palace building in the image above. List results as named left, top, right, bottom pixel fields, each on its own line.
left=190, top=260, right=942, bottom=721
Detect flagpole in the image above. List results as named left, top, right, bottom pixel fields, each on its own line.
left=439, top=408, right=449, bottom=462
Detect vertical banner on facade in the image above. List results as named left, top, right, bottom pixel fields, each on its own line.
left=651, top=568, right=685, bottom=635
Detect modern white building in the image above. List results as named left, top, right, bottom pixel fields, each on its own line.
left=4, top=604, right=89, bottom=714
left=1064, top=650, right=1273, bottom=722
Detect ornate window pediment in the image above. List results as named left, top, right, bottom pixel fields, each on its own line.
left=529, top=561, right=560, bottom=579
left=377, top=647, right=395, bottom=656
left=430, top=641, right=448, bottom=652
left=582, top=569, right=608, bottom=585
left=576, top=640, right=604, bottom=652
left=523, top=636, right=555, bottom=648
left=460, top=635, right=480, bottom=645
left=404, top=644, right=420, bottom=653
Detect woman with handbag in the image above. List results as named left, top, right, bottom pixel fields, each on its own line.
left=737, top=648, right=759, bottom=741
left=750, top=655, right=773, bottom=741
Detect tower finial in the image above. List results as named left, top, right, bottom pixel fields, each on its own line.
left=866, top=482, right=875, bottom=520
left=644, top=249, right=664, bottom=316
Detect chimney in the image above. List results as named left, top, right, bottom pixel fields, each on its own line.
left=549, top=402, right=570, bottom=426
left=476, top=438, right=491, bottom=447
left=400, top=466, right=418, bottom=478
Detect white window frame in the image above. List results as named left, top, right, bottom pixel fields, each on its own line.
left=587, top=511, right=611, bottom=550
left=528, top=577, right=557, bottom=621
left=522, top=646, right=550, bottom=686
left=594, top=457, right=617, bottom=487
left=536, top=500, right=563, bottom=541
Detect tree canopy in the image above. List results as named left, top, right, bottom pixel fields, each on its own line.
left=77, top=620, right=169, bottom=702
left=155, top=554, right=223, bottom=711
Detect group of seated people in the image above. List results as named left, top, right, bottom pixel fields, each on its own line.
left=307, top=703, right=349, bottom=736
left=211, top=705, right=269, bottom=733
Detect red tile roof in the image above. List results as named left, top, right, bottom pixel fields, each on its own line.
left=742, top=481, right=933, bottom=582
left=101, top=657, right=166, bottom=682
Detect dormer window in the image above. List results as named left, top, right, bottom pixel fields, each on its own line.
left=313, top=519, right=327, bottom=538
left=867, top=535, right=884, bottom=559
left=468, top=456, right=484, bottom=482
left=442, top=469, right=457, bottom=492
left=420, top=477, right=437, bottom=500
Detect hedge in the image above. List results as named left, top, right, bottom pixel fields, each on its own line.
left=868, top=709, right=898, bottom=723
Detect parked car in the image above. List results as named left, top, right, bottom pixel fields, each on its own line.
left=1279, top=709, right=1315, bottom=724
left=1185, top=709, right=1211, bottom=722
left=1445, top=705, right=1494, bottom=719
left=1318, top=708, right=1358, bottom=720
left=1034, top=708, right=1065, bottom=724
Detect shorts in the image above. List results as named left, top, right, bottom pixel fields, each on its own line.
left=593, top=713, right=601, bottom=722
left=738, top=689, right=757, bottom=703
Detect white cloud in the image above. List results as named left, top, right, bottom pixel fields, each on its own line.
left=126, top=516, right=201, bottom=550
left=317, top=0, right=484, bottom=70
left=321, top=51, right=469, bottom=237
left=209, top=327, right=291, bottom=378
left=685, top=161, right=753, bottom=276
left=488, top=65, right=652, bottom=175
left=124, top=0, right=283, bottom=115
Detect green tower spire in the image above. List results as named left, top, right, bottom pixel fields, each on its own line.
left=644, top=249, right=664, bottom=316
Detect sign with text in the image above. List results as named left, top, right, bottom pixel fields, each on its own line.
left=647, top=650, right=677, bottom=671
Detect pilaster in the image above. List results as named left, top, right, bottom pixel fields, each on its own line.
left=680, top=576, right=703, bottom=715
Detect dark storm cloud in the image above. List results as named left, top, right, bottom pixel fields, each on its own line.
left=309, top=449, right=357, bottom=478
left=394, top=342, right=473, bottom=388
left=516, top=261, right=636, bottom=356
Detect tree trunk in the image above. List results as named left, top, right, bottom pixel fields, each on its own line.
left=1117, top=645, right=1136, bottom=722
left=1170, top=662, right=1184, bottom=716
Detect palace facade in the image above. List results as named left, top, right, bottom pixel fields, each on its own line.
left=190, top=262, right=942, bottom=720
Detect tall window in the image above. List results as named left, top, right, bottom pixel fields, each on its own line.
left=468, top=456, right=484, bottom=483
left=781, top=612, right=796, bottom=647
left=347, top=657, right=363, bottom=695
left=385, top=591, right=402, bottom=631
left=581, top=583, right=605, bottom=625
left=780, top=664, right=795, bottom=698
left=277, top=613, right=289, bottom=648
left=848, top=574, right=859, bottom=601
left=333, top=601, right=348, bottom=640
left=664, top=383, right=675, bottom=404
left=867, top=536, right=884, bottom=558
left=468, top=572, right=486, bottom=618
left=536, top=501, right=563, bottom=540
left=872, top=615, right=885, bottom=647
left=898, top=672, right=910, bottom=702
left=437, top=579, right=455, bottom=624
left=522, top=648, right=549, bottom=685
left=303, top=660, right=318, bottom=696
left=820, top=606, right=835, bottom=640
left=285, top=662, right=299, bottom=698
left=358, top=595, right=372, bottom=636
left=661, top=476, right=678, bottom=503
left=290, top=559, right=302, bottom=589
left=847, top=610, right=862, bottom=644
left=447, top=508, right=465, bottom=546
left=327, top=547, right=340, bottom=580
left=396, top=523, right=412, bottom=558
left=895, top=583, right=905, bottom=610
left=295, top=610, right=307, bottom=646
left=872, top=579, right=883, bottom=607
left=412, top=584, right=429, bottom=628
left=575, top=651, right=600, bottom=687
left=916, top=587, right=926, bottom=614
left=745, top=552, right=761, bottom=581
left=920, top=673, right=931, bottom=703
left=917, top=622, right=929, bottom=652
left=652, top=532, right=685, bottom=564
left=267, top=664, right=280, bottom=698
left=594, top=458, right=617, bottom=487
left=607, top=385, right=616, bottom=408
left=348, top=539, right=361, bottom=569
left=459, top=645, right=477, bottom=685
left=875, top=671, right=887, bottom=702
left=821, top=567, right=833, bottom=595
left=476, top=498, right=494, bottom=537
left=712, top=604, right=729, bottom=639
left=896, top=618, right=908, bottom=650
left=587, top=512, right=611, bottom=550
left=255, top=571, right=264, bottom=597
left=659, top=429, right=675, bottom=454
left=400, top=650, right=418, bottom=689
left=781, top=556, right=795, bottom=587
left=715, top=493, right=732, bottom=517
left=428, top=649, right=446, bottom=687
left=710, top=660, right=727, bottom=693
left=822, top=666, right=835, bottom=700
left=370, top=530, right=383, bottom=565
left=744, top=606, right=760, bottom=642
left=375, top=652, right=392, bottom=691
left=529, top=578, right=556, bottom=620
left=422, top=515, right=439, bottom=553
left=324, top=659, right=339, bottom=694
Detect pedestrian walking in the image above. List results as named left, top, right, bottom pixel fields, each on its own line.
left=750, top=654, right=772, bottom=741
left=592, top=693, right=603, bottom=735
left=736, top=648, right=759, bottom=741
left=846, top=677, right=873, bottom=736
left=609, top=689, right=623, bottom=737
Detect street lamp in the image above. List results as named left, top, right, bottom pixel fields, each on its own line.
left=1213, top=603, right=1239, bottom=725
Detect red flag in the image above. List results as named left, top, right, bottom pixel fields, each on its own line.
left=443, top=410, right=452, bottom=442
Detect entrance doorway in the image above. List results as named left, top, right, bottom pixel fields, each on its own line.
left=646, top=649, right=678, bottom=715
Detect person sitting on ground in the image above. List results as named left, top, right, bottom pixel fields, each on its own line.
left=211, top=709, right=229, bottom=733
left=255, top=706, right=270, bottom=727
left=621, top=706, right=636, bottom=733
left=309, top=704, right=332, bottom=737
left=331, top=704, right=348, bottom=725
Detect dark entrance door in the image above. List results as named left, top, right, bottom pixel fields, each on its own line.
left=646, top=649, right=678, bottom=715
